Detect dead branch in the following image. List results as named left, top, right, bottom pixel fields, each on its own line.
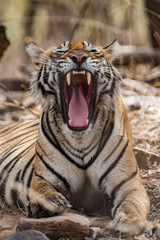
left=144, top=70, right=160, bottom=86
left=17, top=213, right=90, bottom=240
left=0, top=101, right=41, bottom=117
left=113, top=46, right=160, bottom=65
left=0, top=78, right=29, bottom=91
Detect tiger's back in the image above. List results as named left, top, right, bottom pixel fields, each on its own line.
left=0, top=119, right=39, bottom=207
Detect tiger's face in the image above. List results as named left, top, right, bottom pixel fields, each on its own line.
left=26, top=41, right=121, bottom=131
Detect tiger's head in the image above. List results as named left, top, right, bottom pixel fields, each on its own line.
left=26, top=41, right=121, bottom=132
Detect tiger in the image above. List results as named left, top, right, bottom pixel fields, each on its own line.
left=0, top=40, right=157, bottom=236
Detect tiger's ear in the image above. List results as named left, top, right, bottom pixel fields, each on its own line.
left=102, top=39, right=117, bottom=60
left=25, top=39, right=45, bottom=65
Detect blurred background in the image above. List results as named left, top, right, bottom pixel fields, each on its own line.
left=0, top=0, right=160, bottom=46
left=0, top=0, right=160, bottom=67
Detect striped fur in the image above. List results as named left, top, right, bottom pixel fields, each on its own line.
left=0, top=41, right=154, bottom=235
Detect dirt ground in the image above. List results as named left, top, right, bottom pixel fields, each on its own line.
left=0, top=63, right=159, bottom=240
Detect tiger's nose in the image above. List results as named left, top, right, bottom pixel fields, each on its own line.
left=70, top=52, right=88, bottom=63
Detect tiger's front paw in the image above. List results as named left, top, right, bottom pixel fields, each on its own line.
left=26, top=190, right=71, bottom=218
left=109, top=212, right=159, bottom=236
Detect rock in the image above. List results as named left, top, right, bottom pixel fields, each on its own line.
left=134, top=147, right=160, bottom=169
left=17, top=213, right=90, bottom=240
left=3, top=230, right=49, bottom=240
left=0, top=230, right=14, bottom=240
left=123, top=95, right=160, bottom=111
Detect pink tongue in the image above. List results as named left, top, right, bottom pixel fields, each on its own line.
left=69, top=86, right=88, bottom=127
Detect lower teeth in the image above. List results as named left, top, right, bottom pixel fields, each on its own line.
left=68, top=119, right=89, bottom=127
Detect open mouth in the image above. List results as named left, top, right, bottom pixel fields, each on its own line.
left=62, top=70, right=95, bottom=131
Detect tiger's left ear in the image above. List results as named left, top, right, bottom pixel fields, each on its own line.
left=102, top=39, right=117, bottom=60
left=25, top=38, right=45, bottom=65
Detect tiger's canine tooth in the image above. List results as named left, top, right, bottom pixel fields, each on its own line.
left=69, top=119, right=72, bottom=126
left=87, top=72, right=91, bottom=85
left=66, top=72, right=71, bottom=85
left=85, top=119, right=89, bottom=126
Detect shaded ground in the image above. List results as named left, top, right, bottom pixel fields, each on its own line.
left=0, top=63, right=160, bottom=240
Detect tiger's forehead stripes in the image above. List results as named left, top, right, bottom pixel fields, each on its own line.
left=63, top=41, right=88, bottom=57
left=61, top=41, right=103, bottom=58
left=48, top=41, right=106, bottom=60
left=68, top=41, right=87, bottom=51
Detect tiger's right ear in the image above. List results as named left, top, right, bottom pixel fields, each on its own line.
left=25, top=40, right=45, bottom=65
left=102, top=39, right=117, bottom=61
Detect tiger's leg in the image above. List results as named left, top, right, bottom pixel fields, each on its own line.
left=109, top=177, right=153, bottom=235
left=27, top=173, right=71, bottom=218
left=101, top=165, right=157, bottom=236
